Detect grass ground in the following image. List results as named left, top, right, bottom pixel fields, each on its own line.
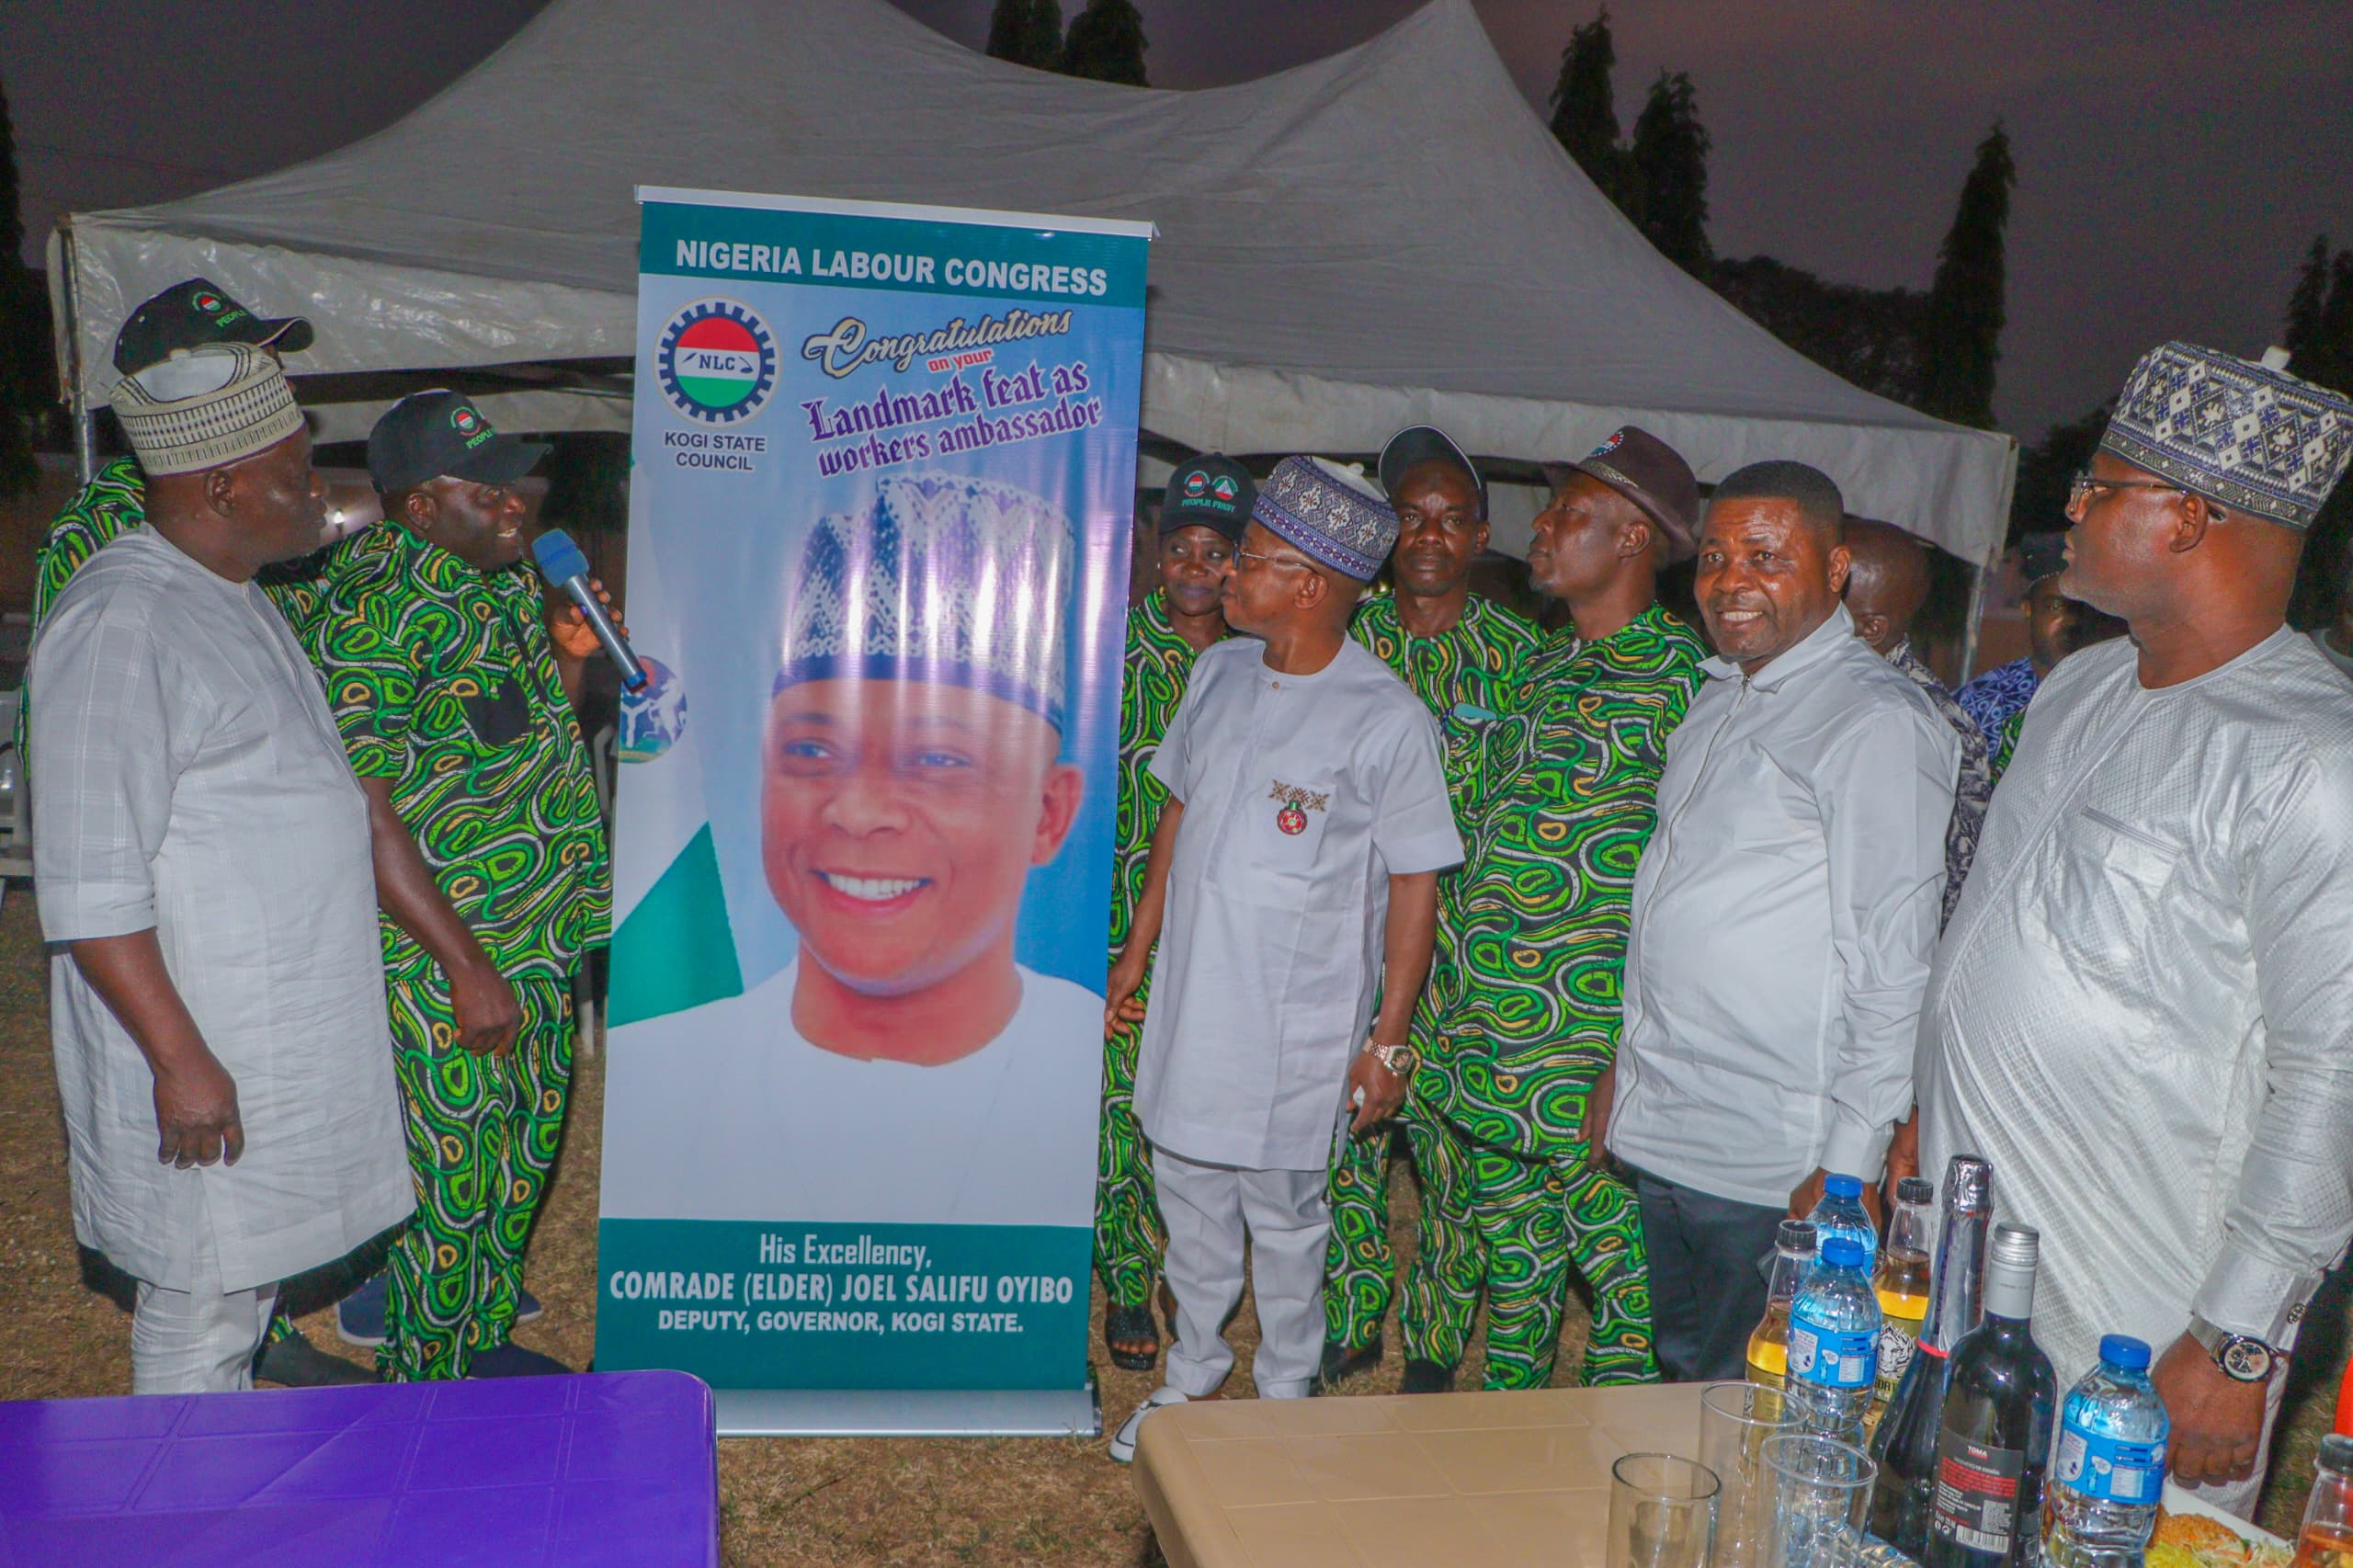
left=0, top=888, right=2343, bottom=1562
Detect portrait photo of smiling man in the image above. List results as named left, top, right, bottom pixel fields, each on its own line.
left=599, top=472, right=1107, bottom=1229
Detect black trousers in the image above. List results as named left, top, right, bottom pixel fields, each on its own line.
left=1629, top=1164, right=1786, bottom=1383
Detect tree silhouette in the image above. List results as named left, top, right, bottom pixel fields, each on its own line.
left=1549, top=10, right=1629, bottom=210
left=1062, top=0, right=1148, bottom=86
left=985, top=0, right=1063, bottom=73
left=1916, top=124, right=2016, bottom=428
left=1627, top=71, right=1712, bottom=277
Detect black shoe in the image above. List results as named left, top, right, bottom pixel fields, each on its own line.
left=1398, top=1358, right=1456, bottom=1394
left=1313, top=1337, right=1384, bottom=1394
left=468, top=1343, right=573, bottom=1378
left=254, top=1331, right=376, bottom=1388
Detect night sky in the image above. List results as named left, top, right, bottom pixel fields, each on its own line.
left=8, top=0, right=2348, bottom=439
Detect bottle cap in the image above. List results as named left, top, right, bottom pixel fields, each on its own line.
left=1944, top=1154, right=1993, bottom=1213
left=2099, top=1334, right=2152, bottom=1371
left=1824, top=1174, right=1863, bottom=1200
left=1989, top=1222, right=2039, bottom=1270
left=2321, top=1434, right=2353, bottom=1475
left=1820, top=1236, right=1867, bottom=1269
left=1778, top=1219, right=1818, bottom=1253
left=1896, top=1176, right=1934, bottom=1206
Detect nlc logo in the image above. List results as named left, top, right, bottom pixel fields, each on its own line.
left=656, top=298, right=779, bottom=426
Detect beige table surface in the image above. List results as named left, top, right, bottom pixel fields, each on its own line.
left=1132, top=1381, right=1709, bottom=1568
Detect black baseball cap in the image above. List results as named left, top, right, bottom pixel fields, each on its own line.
left=1379, top=426, right=1486, bottom=519
left=367, top=390, right=549, bottom=494
left=2019, top=532, right=2066, bottom=585
left=1161, top=455, right=1256, bottom=541
left=112, top=278, right=314, bottom=375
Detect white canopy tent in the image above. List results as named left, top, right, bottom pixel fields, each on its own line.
left=49, top=0, right=2015, bottom=565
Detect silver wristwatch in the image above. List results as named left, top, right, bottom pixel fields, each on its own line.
left=2188, top=1315, right=2277, bottom=1382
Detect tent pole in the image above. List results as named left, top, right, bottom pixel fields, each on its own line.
left=1958, top=556, right=1991, bottom=682
left=55, top=227, right=94, bottom=485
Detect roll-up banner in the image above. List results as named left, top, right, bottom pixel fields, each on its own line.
left=596, top=187, right=1152, bottom=1436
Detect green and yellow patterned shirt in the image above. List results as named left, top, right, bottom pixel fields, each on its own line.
left=1347, top=592, right=1540, bottom=832
left=20, top=460, right=329, bottom=759
left=1416, top=604, right=1708, bottom=1158
left=1109, top=589, right=1222, bottom=962
left=308, top=524, right=609, bottom=983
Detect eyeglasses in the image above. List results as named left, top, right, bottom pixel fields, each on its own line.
left=2069, top=470, right=2183, bottom=506
left=1233, top=546, right=1311, bottom=571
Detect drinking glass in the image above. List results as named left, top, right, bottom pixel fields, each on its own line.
left=1761, top=1433, right=1874, bottom=1568
left=1701, top=1381, right=1793, bottom=1568
left=1609, top=1451, right=1721, bottom=1568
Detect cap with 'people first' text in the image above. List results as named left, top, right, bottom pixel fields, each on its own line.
left=112, top=278, right=314, bottom=376
left=367, top=391, right=550, bottom=494
left=1161, top=456, right=1256, bottom=541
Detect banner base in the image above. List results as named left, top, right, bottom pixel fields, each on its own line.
left=713, top=1382, right=1102, bottom=1438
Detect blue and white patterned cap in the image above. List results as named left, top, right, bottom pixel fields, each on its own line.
left=1252, top=455, right=1397, bottom=581
left=776, top=472, right=1072, bottom=730
left=2101, top=342, right=2353, bottom=529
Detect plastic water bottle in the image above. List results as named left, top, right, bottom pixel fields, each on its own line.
left=1789, top=1234, right=1882, bottom=1446
left=2045, top=1335, right=2169, bottom=1568
left=1809, top=1173, right=1880, bottom=1269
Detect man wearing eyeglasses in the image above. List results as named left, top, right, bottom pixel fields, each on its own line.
left=306, top=392, right=613, bottom=1380
left=1917, top=342, right=2353, bottom=1518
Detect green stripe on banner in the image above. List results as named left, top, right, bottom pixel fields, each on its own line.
left=595, top=1220, right=1092, bottom=1389
left=609, top=824, right=743, bottom=1026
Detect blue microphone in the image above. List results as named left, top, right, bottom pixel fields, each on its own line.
left=531, top=528, right=645, bottom=690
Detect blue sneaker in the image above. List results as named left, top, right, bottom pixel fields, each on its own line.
left=335, top=1272, right=388, bottom=1348
left=337, top=1273, right=540, bottom=1346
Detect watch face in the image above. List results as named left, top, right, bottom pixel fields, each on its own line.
left=2222, top=1338, right=2272, bottom=1381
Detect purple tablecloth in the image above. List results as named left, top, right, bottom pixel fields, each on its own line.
left=0, top=1370, right=719, bottom=1567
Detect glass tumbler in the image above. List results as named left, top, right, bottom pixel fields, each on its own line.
left=1761, top=1432, right=1874, bottom=1568
left=1610, top=1451, right=1721, bottom=1568
left=1702, top=1381, right=1793, bottom=1568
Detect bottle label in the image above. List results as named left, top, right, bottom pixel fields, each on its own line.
left=2055, top=1426, right=2165, bottom=1504
left=1789, top=1309, right=1877, bottom=1389
left=1933, top=1428, right=2026, bottom=1557
left=1876, top=1319, right=1923, bottom=1388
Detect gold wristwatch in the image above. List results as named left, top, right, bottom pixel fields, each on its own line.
left=1366, top=1039, right=1420, bottom=1076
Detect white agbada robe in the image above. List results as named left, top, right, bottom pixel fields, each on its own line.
left=1919, top=630, right=2353, bottom=1391
left=600, top=960, right=1105, bottom=1226
left=30, top=527, right=411, bottom=1293
left=1134, top=637, right=1462, bottom=1171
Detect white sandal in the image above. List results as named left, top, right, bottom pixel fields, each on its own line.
left=1108, top=1386, right=1191, bottom=1464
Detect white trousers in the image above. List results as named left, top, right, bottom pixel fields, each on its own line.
left=1152, top=1146, right=1330, bottom=1401
left=129, top=1214, right=277, bottom=1395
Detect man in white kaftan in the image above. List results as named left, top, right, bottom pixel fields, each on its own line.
left=31, top=346, right=410, bottom=1393
left=1918, top=341, right=2353, bottom=1517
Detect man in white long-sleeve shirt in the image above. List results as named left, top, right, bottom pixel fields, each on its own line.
left=1918, top=342, right=2353, bottom=1517
left=1606, top=460, right=1960, bottom=1382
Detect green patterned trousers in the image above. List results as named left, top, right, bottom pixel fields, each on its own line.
left=1417, top=1110, right=1657, bottom=1390
left=381, top=971, right=573, bottom=1381
left=1094, top=1012, right=1164, bottom=1311
left=1322, top=1098, right=1484, bottom=1364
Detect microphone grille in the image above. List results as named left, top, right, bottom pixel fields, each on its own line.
left=531, top=527, right=589, bottom=583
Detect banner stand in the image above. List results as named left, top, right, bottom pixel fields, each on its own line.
left=714, top=1380, right=1100, bottom=1439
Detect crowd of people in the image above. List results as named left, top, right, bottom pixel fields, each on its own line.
left=18, top=272, right=2353, bottom=1521
left=1095, top=343, right=2353, bottom=1519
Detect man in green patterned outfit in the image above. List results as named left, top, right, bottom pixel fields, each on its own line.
left=1322, top=427, right=1539, bottom=1393
left=1415, top=427, right=1707, bottom=1390
left=20, top=280, right=368, bottom=1391
left=309, top=392, right=609, bottom=1380
left=1100, top=455, right=1253, bottom=1371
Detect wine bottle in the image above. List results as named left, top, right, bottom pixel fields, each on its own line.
left=1927, top=1223, right=2057, bottom=1568
left=1869, top=1154, right=1993, bottom=1556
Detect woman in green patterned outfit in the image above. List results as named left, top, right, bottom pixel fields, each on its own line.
left=1411, top=429, right=1706, bottom=1391
left=1098, top=457, right=1253, bottom=1369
